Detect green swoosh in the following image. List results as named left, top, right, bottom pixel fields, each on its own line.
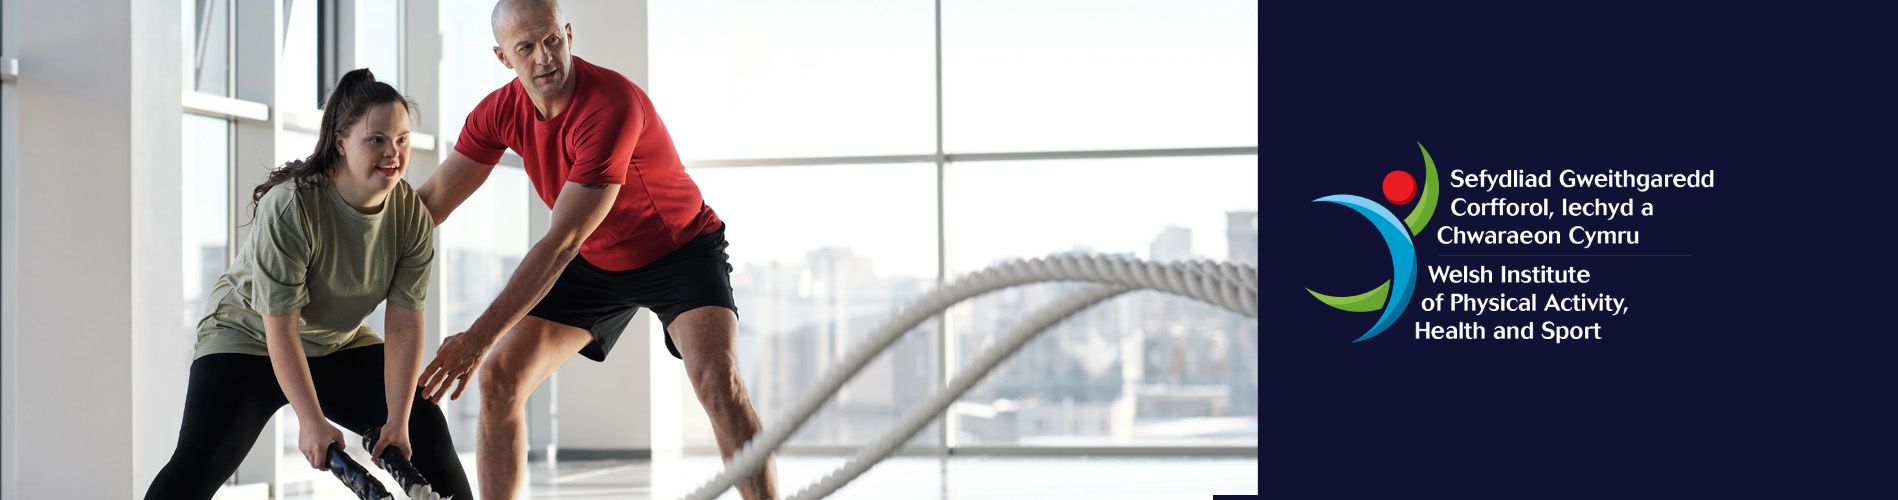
left=1307, top=281, right=1390, bottom=313
left=1403, top=143, right=1439, bottom=236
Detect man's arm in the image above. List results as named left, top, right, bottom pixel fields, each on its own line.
left=420, top=181, right=618, bottom=401
left=464, top=180, right=616, bottom=345
left=415, top=150, right=499, bottom=226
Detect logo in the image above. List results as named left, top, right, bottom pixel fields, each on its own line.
left=1308, top=143, right=1440, bottom=342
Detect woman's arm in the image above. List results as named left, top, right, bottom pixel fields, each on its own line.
left=262, top=310, right=345, bottom=470
left=374, top=304, right=425, bottom=460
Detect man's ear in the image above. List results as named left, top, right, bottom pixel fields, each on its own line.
left=493, top=46, right=512, bottom=69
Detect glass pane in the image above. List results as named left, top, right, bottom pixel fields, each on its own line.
left=686, top=164, right=941, bottom=447
left=650, top=0, right=936, bottom=159
left=277, top=129, right=317, bottom=167
left=182, top=114, right=230, bottom=332
left=945, top=156, right=1258, bottom=446
left=356, top=0, right=403, bottom=86
left=181, top=0, right=232, bottom=95
left=438, top=0, right=524, bottom=146
left=942, top=0, right=1259, bottom=153
left=438, top=166, right=531, bottom=451
left=285, top=0, right=320, bottom=109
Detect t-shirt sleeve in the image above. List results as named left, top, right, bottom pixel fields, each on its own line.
left=454, top=88, right=511, bottom=165
left=249, top=191, right=313, bottom=316
left=386, top=194, right=435, bottom=311
left=566, top=92, right=644, bottom=185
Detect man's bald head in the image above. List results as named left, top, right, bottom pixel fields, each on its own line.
left=492, top=0, right=562, bottom=41
left=489, top=0, right=575, bottom=100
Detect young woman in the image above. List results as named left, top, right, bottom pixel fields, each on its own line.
left=145, top=68, right=473, bottom=500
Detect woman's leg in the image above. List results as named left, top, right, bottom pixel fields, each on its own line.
left=145, top=354, right=287, bottom=500
left=312, top=345, right=475, bottom=500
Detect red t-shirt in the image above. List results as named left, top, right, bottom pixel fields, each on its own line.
left=456, top=56, right=721, bottom=271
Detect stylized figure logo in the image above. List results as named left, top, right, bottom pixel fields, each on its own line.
left=1308, top=143, right=1440, bottom=342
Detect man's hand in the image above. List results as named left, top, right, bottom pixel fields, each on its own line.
left=420, top=331, right=491, bottom=403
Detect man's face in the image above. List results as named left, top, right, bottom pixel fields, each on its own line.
left=493, top=12, right=574, bottom=100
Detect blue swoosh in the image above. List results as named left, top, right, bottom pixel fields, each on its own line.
left=1315, top=194, right=1417, bottom=342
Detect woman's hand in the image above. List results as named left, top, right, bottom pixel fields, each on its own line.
left=297, top=418, right=346, bottom=470
left=371, top=423, right=413, bottom=464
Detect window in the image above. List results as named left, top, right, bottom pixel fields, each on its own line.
left=437, top=0, right=520, bottom=145
left=183, top=0, right=232, bottom=96
left=941, top=0, right=1258, bottom=153
left=181, top=114, right=231, bottom=332
left=286, top=0, right=321, bottom=109
left=686, top=164, right=941, bottom=447
left=180, top=0, right=234, bottom=332
left=653, top=0, right=1259, bottom=451
left=650, top=0, right=936, bottom=160
left=946, top=156, right=1258, bottom=446
left=355, top=0, right=404, bottom=86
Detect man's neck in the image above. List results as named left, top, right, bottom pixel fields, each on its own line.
left=528, top=89, right=574, bottom=120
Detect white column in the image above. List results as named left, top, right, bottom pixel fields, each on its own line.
left=547, top=0, right=682, bottom=461
left=4, top=0, right=182, bottom=496
left=1, top=0, right=24, bottom=497
left=131, top=0, right=190, bottom=495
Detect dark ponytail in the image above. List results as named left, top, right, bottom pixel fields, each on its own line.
left=248, top=68, right=418, bottom=221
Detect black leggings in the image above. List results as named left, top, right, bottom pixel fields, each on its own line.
left=144, top=344, right=473, bottom=500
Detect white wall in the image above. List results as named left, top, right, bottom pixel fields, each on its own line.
left=130, top=0, right=189, bottom=495
left=5, top=0, right=186, bottom=496
left=1, top=0, right=22, bottom=496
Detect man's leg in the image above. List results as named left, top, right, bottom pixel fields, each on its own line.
left=668, top=306, right=777, bottom=500
left=476, top=316, right=592, bottom=500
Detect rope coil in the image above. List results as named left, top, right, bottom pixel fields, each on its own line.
left=685, top=254, right=1258, bottom=500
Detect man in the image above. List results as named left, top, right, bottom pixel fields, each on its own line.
left=416, top=1, right=776, bottom=498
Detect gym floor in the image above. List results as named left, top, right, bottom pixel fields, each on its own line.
left=283, top=454, right=1259, bottom=499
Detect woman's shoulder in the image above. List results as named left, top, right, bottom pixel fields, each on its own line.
left=255, top=177, right=323, bottom=219
left=388, top=179, right=437, bottom=230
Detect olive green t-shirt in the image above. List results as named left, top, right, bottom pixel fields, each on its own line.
left=194, top=178, right=435, bottom=359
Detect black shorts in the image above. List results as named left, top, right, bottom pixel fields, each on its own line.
left=526, top=225, right=736, bottom=362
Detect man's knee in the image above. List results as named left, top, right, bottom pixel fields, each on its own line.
left=687, top=358, right=745, bottom=403
left=477, top=358, right=530, bottom=411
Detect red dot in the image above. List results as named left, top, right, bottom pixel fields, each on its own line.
left=1383, top=170, right=1418, bottom=205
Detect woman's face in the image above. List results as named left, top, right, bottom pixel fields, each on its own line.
left=333, top=102, right=411, bottom=194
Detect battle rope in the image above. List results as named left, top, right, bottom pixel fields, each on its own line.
left=684, top=254, right=1257, bottom=500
